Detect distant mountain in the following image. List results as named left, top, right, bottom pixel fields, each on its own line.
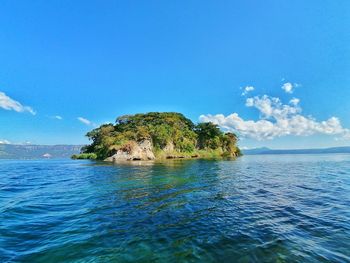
left=242, top=147, right=271, bottom=155
left=0, top=144, right=83, bottom=159
left=243, top=146, right=350, bottom=155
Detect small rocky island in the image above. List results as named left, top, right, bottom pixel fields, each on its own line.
left=72, top=112, right=241, bottom=162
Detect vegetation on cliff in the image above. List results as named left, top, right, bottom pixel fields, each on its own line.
left=76, top=112, right=241, bottom=161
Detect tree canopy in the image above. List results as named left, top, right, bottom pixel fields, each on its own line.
left=80, top=112, right=241, bottom=160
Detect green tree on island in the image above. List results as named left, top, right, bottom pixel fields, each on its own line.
left=73, top=112, right=241, bottom=161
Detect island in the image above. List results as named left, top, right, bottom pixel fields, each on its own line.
left=72, top=112, right=241, bottom=162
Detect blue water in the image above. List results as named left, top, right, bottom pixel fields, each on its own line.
left=1, top=155, right=350, bottom=262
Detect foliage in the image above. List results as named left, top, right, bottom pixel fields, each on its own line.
left=79, top=112, right=240, bottom=160
left=195, top=122, right=222, bottom=149
left=71, top=153, right=97, bottom=160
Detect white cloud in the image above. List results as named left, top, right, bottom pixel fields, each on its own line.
left=15, top=141, right=32, bottom=145
left=200, top=94, right=350, bottom=140
left=245, top=95, right=301, bottom=119
left=54, top=115, right=63, bottom=120
left=0, top=91, right=36, bottom=115
left=289, top=98, right=300, bottom=106
left=240, top=146, right=250, bottom=150
left=0, top=139, right=10, bottom=144
left=241, top=86, right=255, bottom=96
left=78, top=117, right=94, bottom=126
left=281, top=82, right=294, bottom=94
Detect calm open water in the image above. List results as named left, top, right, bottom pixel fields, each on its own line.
left=1, top=154, right=350, bottom=262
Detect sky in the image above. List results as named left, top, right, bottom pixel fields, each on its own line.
left=0, top=0, right=349, bottom=149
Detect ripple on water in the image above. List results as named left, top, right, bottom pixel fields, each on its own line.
left=1, top=156, right=350, bottom=262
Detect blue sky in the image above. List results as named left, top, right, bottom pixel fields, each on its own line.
left=0, top=0, right=349, bottom=149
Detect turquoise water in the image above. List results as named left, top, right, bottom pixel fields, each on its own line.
left=1, top=155, right=350, bottom=262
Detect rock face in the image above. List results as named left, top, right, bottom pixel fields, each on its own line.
left=104, top=140, right=155, bottom=162
left=163, top=141, right=174, bottom=153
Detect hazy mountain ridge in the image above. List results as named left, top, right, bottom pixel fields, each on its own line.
left=0, top=144, right=83, bottom=159
left=243, top=146, right=350, bottom=155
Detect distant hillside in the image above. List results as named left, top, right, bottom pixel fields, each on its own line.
left=243, top=146, right=350, bottom=155
left=0, top=144, right=83, bottom=159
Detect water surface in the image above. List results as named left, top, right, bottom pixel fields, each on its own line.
left=1, top=155, right=350, bottom=262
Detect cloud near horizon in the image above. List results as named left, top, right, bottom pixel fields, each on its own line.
left=200, top=93, right=350, bottom=141
left=77, top=117, right=94, bottom=126
left=0, top=139, right=11, bottom=144
left=0, top=91, right=36, bottom=115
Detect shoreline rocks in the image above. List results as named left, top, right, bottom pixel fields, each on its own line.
left=104, top=140, right=155, bottom=162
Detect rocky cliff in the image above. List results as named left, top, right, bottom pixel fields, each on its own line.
left=104, top=140, right=155, bottom=162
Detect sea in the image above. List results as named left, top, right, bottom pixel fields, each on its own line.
left=1, top=154, right=350, bottom=262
